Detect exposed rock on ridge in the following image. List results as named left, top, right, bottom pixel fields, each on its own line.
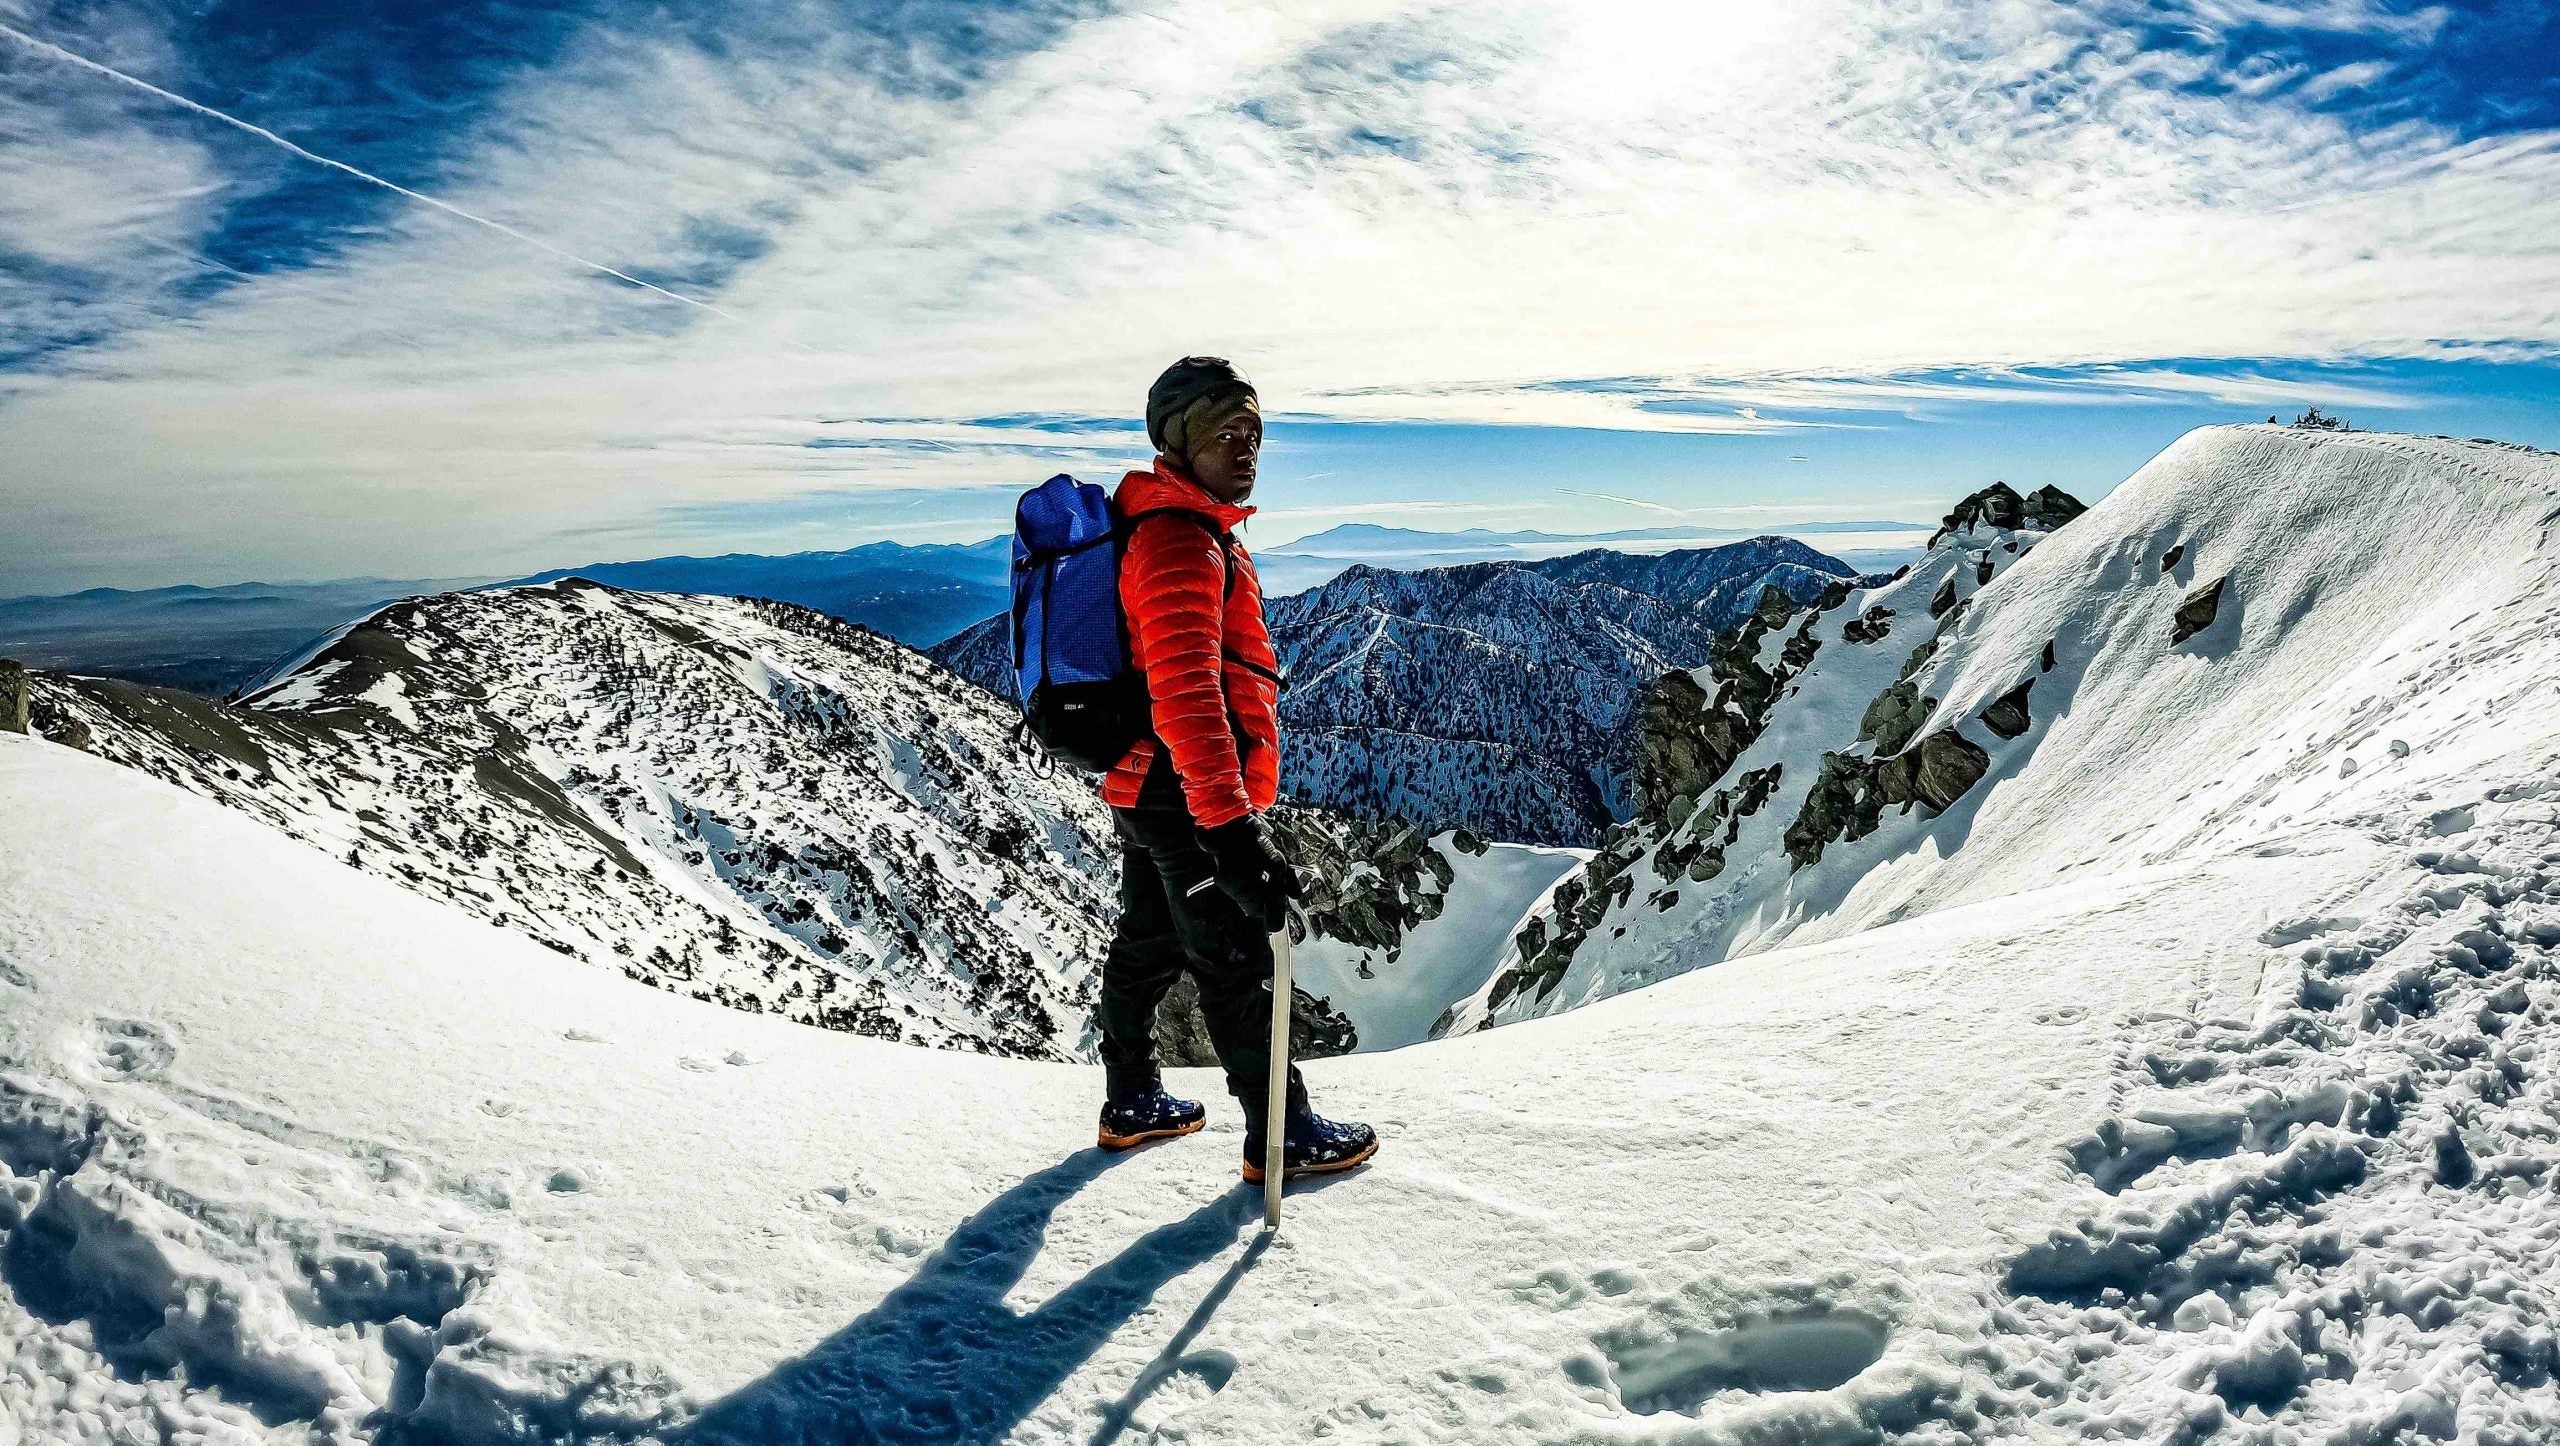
left=1454, top=478, right=2092, bottom=1033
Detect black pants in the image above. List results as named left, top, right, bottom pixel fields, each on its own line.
left=1097, top=757, right=1305, bottom=1118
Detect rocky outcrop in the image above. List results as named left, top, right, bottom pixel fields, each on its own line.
left=1841, top=605, right=1894, bottom=644
left=2024, top=485, right=2090, bottom=531
left=37, top=713, right=92, bottom=753
left=14, top=668, right=93, bottom=751
left=2173, top=576, right=2228, bottom=645
left=1474, top=475, right=2088, bottom=1030
left=1631, top=671, right=1721, bottom=820
left=1926, top=482, right=2090, bottom=548
left=1785, top=753, right=1885, bottom=867
left=1272, top=806, right=1466, bottom=955
left=1479, top=825, right=1647, bottom=1014
left=1484, top=587, right=1835, bottom=1013
left=1789, top=714, right=1997, bottom=867
left=1906, top=730, right=1990, bottom=811
left=1632, top=586, right=1815, bottom=825
left=1859, top=678, right=1933, bottom=756
left=1980, top=680, right=2034, bottom=739
left=1785, top=538, right=2042, bottom=871
left=1153, top=972, right=1358, bottom=1067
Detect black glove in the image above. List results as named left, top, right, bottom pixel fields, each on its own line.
left=1198, top=814, right=1301, bottom=932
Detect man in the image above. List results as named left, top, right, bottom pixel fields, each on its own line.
left=1092, top=356, right=1377, bottom=1184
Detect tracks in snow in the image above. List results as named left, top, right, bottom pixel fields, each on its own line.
left=1980, top=774, right=2560, bottom=1442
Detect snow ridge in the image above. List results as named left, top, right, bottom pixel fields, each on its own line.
left=30, top=579, right=1119, bottom=1059
left=1456, top=426, right=2560, bottom=1032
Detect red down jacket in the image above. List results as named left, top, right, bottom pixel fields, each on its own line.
left=1101, top=459, right=1282, bottom=827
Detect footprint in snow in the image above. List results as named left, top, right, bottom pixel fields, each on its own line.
left=1587, top=1266, right=1643, bottom=1297
left=1597, top=1309, right=1889, bottom=1415
left=0, top=956, right=32, bottom=991
left=676, top=1055, right=718, bottom=1073
left=863, top=1223, right=925, bottom=1261
left=2258, top=915, right=2361, bottom=947
left=563, top=1028, right=607, bottom=1043
left=814, top=1172, right=878, bottom=1203
left=1107, top=1348, right=1238, bottom=1437
left=90, top=1016, right=176, bottom=1080
left=1505, top=1266, right=1592, bottom=1310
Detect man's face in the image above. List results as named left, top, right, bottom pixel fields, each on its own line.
left=1188, top=410, right=1263, bottom=503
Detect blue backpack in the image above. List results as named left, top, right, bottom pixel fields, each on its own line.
left=1008, top=474, right=1232, bottom=773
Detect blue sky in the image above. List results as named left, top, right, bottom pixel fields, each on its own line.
left=2, top=0, right=2557, bottom=592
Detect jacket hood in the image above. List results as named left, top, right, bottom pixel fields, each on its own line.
left=1115, top=459, right=1256, bottom=532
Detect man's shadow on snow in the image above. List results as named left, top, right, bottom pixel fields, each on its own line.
left=679, top=1148, right=1262, bottom=1446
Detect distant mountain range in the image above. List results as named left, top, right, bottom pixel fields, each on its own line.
left=936, top=535, right=1867, bottom=844
left=2, top=519, right=1924, bottom=697
left=1253, top=518, right=1927, bottom=595
left=0, top=577, right=497, bottom=696
left=0, top=539, right=1013, bottom=697
left=1266, top=519, right=1924, bottom=553
left=512, top=537, right=1013, bottom=650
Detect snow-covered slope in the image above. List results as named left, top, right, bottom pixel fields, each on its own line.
left=1457, top=427, right=2560, bottom=1032
left=26, top=580, right=1118, bottom=1059
left=12, top=649, right=2560, bottom=1440
left=1280, top=823, right=1587, bottom=1053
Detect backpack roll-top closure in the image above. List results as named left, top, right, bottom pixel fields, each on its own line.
left=1011, top=474, right=1124, bottom=687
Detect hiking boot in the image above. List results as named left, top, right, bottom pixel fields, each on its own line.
left=1097, top=1087, right=1207, bottom=1150
left=1242, top=1108, right=1377, bottom=1184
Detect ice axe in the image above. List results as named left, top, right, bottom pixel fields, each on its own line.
left=1261, top=912, right=1294, bottom=1231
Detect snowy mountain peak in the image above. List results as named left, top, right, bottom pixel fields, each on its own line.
left=1451, top=425, right=2560, bottom=1034
left=30, top=579, right=1120, bottom=1059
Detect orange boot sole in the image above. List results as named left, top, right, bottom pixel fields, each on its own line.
left=1098, top=1114, right=1206, bottom=1151
left=1241, top=1136, right=1378, bottom=1185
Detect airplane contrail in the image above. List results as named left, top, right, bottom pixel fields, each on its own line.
left=1556, top=487, right=1696, bottom=520
left=0, top=20, right=774, bottom=332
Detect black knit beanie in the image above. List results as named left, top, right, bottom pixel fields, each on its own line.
left=1145, top=357, right=1259, bottom=465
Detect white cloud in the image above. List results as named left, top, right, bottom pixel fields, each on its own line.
left=2297, top=58, right=2396, bottom=105
left=2, top=0, right=2555, bottom=589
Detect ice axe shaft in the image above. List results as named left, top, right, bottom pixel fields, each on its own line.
left=1263, top=922, right=1292, bottom=1230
